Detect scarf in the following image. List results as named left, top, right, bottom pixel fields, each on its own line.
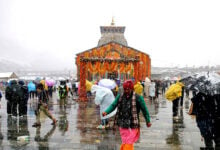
left=113, top=92, right=139, bottom=132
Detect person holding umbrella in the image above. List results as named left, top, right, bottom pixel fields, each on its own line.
left=91, top=85, right=117, bottom=129
left=180, top=72, right=220, bottom=149
left=102, top=80, right=151, bottom=150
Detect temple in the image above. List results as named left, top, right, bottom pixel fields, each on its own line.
left=75, top=20, right=151, bottom=101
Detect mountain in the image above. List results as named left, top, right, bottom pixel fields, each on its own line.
left=0, top=57, right=32, bottom=72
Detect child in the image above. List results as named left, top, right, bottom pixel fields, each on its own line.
left=32, top=83, right=57, bottom=127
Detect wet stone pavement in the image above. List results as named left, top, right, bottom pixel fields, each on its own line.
left=0, top=92, right=205, bottom=150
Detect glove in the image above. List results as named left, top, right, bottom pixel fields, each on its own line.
left=102, top=112, right=107, bottom=116
left=146, top=122, right=152, bottom=128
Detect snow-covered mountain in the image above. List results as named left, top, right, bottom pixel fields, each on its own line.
left=0, top=57, right=32, bottom=72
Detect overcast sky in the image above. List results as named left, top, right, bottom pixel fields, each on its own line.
left=0, top=0, right=220, bottom=71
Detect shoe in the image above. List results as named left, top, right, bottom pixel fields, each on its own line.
left=105, top=124, right=110, bottom=128
left=96, top=125, right=105, bottom=129
left=32, top=123, right=41, bottom=127
left=51, top=120, right=58, bottom=125
left=173, top=116, right=179, bottom=120
left=12, top=116, right=17, bottom=119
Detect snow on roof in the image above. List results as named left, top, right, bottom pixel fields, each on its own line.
left=0, top=72, right=17, bottom=78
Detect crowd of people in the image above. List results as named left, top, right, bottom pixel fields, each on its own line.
left=3, top=79, right=76, bottom=128
left=0, top=76, right=219, bottom=149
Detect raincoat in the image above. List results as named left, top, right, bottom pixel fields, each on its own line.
left=149, top=82, right=156, bottom=97
left=144, top=77, right=151, bottom=97
left=40, top=80, right=48, bottom=91
left=134, top=82, right=143, bottom=96
left=91, top=85, right=117, bottom=120
left=86, top=80, right=93, bottom=92
left=165, top=81, right=184, bottom=101
left=27, top=81, right=36, bottom=92
left=77, top=80, right=93, bottom=94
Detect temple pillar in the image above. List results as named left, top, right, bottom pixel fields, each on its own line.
left=133, top=56, right=140, bottom=84
left=79, top=56, right=88, bottom=101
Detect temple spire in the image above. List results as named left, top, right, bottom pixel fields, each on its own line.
left=111, top=17, right=115, bottom=26
left=98, top=18, right=127, bottom=46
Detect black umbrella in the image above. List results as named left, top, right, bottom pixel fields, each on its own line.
left=180, top=72, right=220, bottom=95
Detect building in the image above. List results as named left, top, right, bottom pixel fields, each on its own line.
left=0, top=72, right=18, bottom=81
left=75, top=20, right=151, bottom=101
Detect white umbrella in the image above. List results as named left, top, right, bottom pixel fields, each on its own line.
left=98, top=79, right=117, bottom=89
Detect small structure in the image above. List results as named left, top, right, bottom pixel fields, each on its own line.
left=0, top=72, right=18, bottom=81
left=75, top=20, right=151, bottom=101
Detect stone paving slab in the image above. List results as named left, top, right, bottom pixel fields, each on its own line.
left=0, top=93, right=205, bottom=150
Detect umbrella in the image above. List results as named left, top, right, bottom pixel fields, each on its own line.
left=98, top=79, right=117, bottom=90
left=46, top=79, right=55, bottom=86
left=180, top=72, right=220, bottom=95
left=34, top=77, right=42, bottom=83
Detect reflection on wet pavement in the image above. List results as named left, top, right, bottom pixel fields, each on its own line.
left=0, top=93, right=204, bottom=149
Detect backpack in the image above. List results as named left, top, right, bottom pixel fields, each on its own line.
left=58, top=85, right=68, bottom=99
left=10, top=84, right=23, bottom=102
left=20, top=86, right=29, bottom=101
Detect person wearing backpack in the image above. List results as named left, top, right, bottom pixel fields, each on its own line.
left=18, top=80, right=29, bottom=117
left=58, top=80, right=68, bottom=108
left=5, top=80, right=22, bottom=117
left=32, top=83, right=57, bottom=127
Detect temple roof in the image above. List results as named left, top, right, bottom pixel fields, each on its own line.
left=76, top=41, right=150, bottom=57
left=97, top=21, right=128, bottom=46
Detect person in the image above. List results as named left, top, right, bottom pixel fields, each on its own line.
left=91, top=85, right=117, bottom=129
left=58, top=80, right=68, bottom=107
left=134, top=81, right=143, bottom=96
left=66, top=79, right=73, bottom=98
left=165, top=81, right=184, bottom=120
left=18, top=80, right=29, bottom=117
left=75, top=81, right=79, bottom=96
left=161, top=81, right=167, bottom=95
left=32, top=83, right=57, bottom=127
left=40, top=79, right=49, bottom=98
left=5, top=80, right=22, bottom=117
left=102, top=80, right=151, bottom=150
left=0, top=90, right=2, bottom=108
left=144, top=77, right=151, bottom=97
left=179, top=86, right=185, bottom=108
left=149, top=80, right=156, bottom=100
left=172, top=97, right=180, bottom=119
left=27, top=81, right=36, bottom=99
left=188, top=92, right=220, bottom=149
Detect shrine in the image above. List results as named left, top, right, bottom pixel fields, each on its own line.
left=75, top=19, right=151, bottom=101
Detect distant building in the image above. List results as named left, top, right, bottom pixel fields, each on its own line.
left=0, top=72, right=18, bottom=81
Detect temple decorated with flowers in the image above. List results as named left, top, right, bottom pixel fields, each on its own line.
left=75, top=19, right=151, bottom=101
